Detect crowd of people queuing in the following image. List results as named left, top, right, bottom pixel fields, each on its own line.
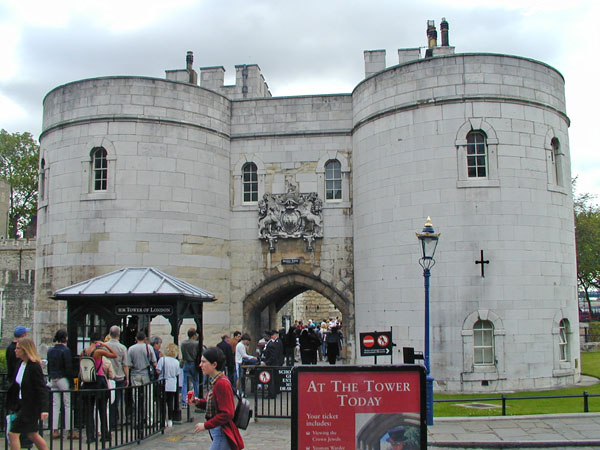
left=2, top=318, right=342, bottom=449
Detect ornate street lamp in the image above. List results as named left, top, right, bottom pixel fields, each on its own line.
left=416, top=216, right=440, bottom=426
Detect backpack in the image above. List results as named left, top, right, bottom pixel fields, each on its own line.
left=233, top=393, right=252, bottom=430
left=79, top=350, right=97, bottom=384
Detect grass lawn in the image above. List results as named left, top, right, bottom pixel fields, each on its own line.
left=434, top=351, right=600, bottom=417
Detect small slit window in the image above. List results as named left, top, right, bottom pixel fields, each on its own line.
left=40, top=159, right=46, bottom=200
left=559, top=319, right=569, bottom=361
left=242, top=162, right=258, bottom=203
left=325, top=159, right=342, bottom=200
left=551, top=137, right=563, bottom=187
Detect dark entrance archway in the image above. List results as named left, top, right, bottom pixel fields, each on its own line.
left=243, top=271, right=353, bottom=355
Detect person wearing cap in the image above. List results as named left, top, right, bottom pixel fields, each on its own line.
left=262, top=330, right=284, bottom=367
left=6, top=326, right=30, bottom=383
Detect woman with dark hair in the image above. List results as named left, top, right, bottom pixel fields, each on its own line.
left=6, top=337, right=49, bottom=450
left=191, top=347, right=244, bottom=450
left=47, top=329, right=78, bottom=439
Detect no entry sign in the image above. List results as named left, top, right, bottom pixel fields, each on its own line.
left=360, top=331, right=393, bottom=356
left=363, top=335, right=375, bottom=348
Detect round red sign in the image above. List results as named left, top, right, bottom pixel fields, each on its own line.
left=363, top=335, right=375, bottom=348
left=377, top=334, right=389, bottom=347
left=259, top=371, right=271, bottom=383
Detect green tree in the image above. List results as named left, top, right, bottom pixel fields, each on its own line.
left=0, top=129, right=39, bottom=238
left=574, top=188, right=600, bottom=316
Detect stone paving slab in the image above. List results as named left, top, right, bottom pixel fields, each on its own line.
left=133, top=413, right=600, bottom=449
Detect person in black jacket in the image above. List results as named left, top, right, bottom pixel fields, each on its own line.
left=6, top=337, right=49, bottom=450
left=262, top=330, right=284, bottom=366
left=299, top=326, right=321, bottom=364
left=47, top=328, right=78, bottom=439
left=216, top=334, right=235, bottom=387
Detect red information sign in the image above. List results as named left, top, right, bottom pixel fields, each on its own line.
left=292, top=365, right=426, bottom=450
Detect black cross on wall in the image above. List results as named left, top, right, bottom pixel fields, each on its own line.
left=475, top=250, right=490, bottom=277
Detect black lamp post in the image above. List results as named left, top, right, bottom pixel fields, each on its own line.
left=416, top=216, right=439, bottom=426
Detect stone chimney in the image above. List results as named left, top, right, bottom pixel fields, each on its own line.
left=440, top=18, right=449, bottom=46
left=427, top=20, right=437, bottom=49
left=364, top=50, right=386, bottom=78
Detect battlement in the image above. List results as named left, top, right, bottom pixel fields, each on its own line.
left=364, top=18, right=455, bottom=78
left=0, top=237, right=36, bottom=250
left=200, top=64, right=271, bottom=100
left=165, top=51, right=271, bottom=100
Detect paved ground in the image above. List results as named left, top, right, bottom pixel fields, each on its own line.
left=130, top=373, right=600, bottom=449
left=134, top=412, right=600, bottom=449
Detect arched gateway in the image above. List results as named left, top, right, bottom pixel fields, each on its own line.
left=243, top=271, right=353, bottom=354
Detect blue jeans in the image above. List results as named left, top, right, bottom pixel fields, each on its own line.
left=182, top=362, right=199, bottom=403
left=209, top=426, right=232, bottom=450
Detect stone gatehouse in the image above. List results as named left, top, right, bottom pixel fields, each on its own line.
left=36, top=21, right=578, bottom=392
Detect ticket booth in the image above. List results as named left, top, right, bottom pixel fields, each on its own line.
left=52, top=267, right=216, bottom=355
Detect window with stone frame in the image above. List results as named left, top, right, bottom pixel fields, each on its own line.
left=242, top=162, right=258, bottom=203
left=559, top=318, right=569, bottom=361
left=473, top=319, right=495, bottom=365
left=91, top=147, right=108, bottom=191
left=466, top=131, right=487, bottom=178
left=551, top=137, right=563, bottom=187
left=325, top=159, right=342, bottom=201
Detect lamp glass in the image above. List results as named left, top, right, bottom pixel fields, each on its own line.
left=420, top=235, right=439, bottom=260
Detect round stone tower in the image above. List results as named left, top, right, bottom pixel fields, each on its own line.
left=352, top=53, right=577, bottom=391
left=36, top=76, right=232, bottom=344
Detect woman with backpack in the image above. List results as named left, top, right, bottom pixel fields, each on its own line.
left=6, top=337, right=49, bottom=450
left=191, top=346, right=244, bottom=450
left=81, top=333, right=117, bottom=444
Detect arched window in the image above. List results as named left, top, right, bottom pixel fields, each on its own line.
left=325, top=159, right=342, bottom=200
left=242, top=162, right=258, bottom=203
left=551, top=137, right=563, bottom=187
left=559, top=319, right=569, bottom=361
left=473, top=319, right=494, bottom=365
left=466, top=131, right=487, bottom=178
left=92, top=147, right=108, bottom=191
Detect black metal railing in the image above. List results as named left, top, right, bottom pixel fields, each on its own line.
left=1, top=379, right=168, bottom=450
left=435, top=391, right=600, bottom=415
left=241, top=367, right=599, bottom=420
left=242, top=366, right=292, bottom=419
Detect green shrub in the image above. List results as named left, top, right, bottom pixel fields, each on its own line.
left=0, top=351, right=6, bottom=373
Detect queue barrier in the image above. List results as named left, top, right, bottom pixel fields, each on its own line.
left=0, top=379, right=169, bottom=450
left=241, top=365, right=293, bottom=419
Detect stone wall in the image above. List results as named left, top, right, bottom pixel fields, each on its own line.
left=0, top=239, right=36, bottom=347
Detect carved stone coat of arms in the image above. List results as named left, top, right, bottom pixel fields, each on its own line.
left=258, top=184, right=323, bottom=252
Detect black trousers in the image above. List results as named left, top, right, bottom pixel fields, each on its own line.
left=82, top=376, right=109, bottom=443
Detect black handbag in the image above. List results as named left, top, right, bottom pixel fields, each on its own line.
left=146, top=344, right=157, bottom=381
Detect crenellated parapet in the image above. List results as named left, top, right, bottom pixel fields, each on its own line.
left=0, top=237, right=37, bottom=250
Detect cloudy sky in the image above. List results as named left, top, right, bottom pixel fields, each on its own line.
left=1, top=0, right=598, bottom=197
